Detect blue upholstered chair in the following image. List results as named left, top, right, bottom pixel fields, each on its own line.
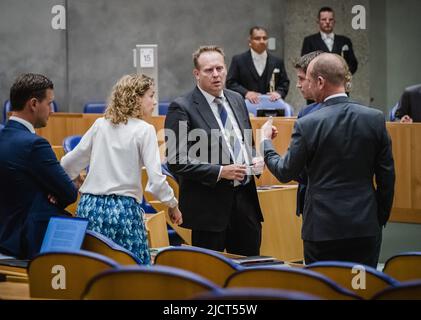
left=372, top=280, right=421, bottom=300
left=63, top=135, right=82, bottom=154
left=158, top=101, right=171, bottom=115
left=82, top=230, right=141, bottom=265
left=225, top=266, right=362, bottom=300
left=82, top=265, right=220, bottom=299
left=0, top=123, right=4, bottom=131
left=383, top=251, right=421, bottom=282
left=245, top=95, right=293, bottom=117
left=154, top=246, right=243, bottom=286
left=305, top=261, right=398, bottom=299
left=28, top=250, right=119, bottom=299
left=83, top=102, right=106, bottom=114
left=388, top=103, right=399, bottom=121
left=3, top=99, right=57, bottom=123
left=193, top=287, right=321, bottom=300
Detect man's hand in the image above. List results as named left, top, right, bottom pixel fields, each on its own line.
left=168, top=206, right=183, bottom=225
left=252, top=156, right=265, bottom=175
left=245, top=91, right=261, bottom=104
left=261, top=116, right=278, bottom=141
left=73, top=174, right=85, bottom=189
left=400, top=115, right=413, bottom=123
left=267, top=91, right=282, bottom=102
left=220, top=164, right=247, bottom=181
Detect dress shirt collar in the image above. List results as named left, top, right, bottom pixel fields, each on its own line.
left=320, top=31, right=335, bottom=41
left=324, top=93, right=348, bottom=102
left=9, top=116, right=35, bottom=133
left=250, top=48, right=268, bottom=62
left=197, top=85, right=226, bottom=106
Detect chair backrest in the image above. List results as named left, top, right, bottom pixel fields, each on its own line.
left=193, top=287, right=321, bottom=300
left=82, top=265, right=220, bottom=299
left=83, top=102, right=106, bottom=114
left=82, top=230, right=141, bottom=265
left=63, top=135, right=82, bottom=153
left=305, top=261, right=398, bottom=299
left=383, top=252, right=421, bottom=281
left=225, top=267, right=361, bottom=300
left=245, top=95, right=293, bottom=117
left=3, top=99, right=57, bottom=123
left=145, top=211, right=170, bottom=247
left=158, top=101, right=170, bottom=115
left=154, top=246, right=242, bottom=287
left=372, top=280, right=421, bottom=300
left=0, top=123, right=4, bottom=131
left=389, top=103, right=399, bottom=121
left=28, top=250, right=119, bottom=299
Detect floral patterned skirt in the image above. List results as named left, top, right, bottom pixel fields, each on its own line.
left=76, top=193, right=151, bottom=265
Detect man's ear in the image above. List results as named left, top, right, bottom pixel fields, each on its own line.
left=193, top=68, right=199, bottom=81
left=317, top=76, right=325, bottom=89
left=28, top=98, right=38, bottom=112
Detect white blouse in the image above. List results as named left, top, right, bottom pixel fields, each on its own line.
left=60, top=117, right=178, bottom=208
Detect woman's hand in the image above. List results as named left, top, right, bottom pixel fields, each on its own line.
left=168, top=206, right=183, bottom=225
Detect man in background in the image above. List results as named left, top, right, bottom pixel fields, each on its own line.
left=227, top=26, right=290, bottom=104
left=0, top=73, right=78, bottom=259
left=395, top=83, right=421, bottom=123
left=261, top=53, right=395, bottom=267
left=301, top=7, right=358, bottom=75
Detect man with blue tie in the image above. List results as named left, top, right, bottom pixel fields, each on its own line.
left=165, top=46, right=264, bottom=256
left=0, top=73, right=78, bottom=259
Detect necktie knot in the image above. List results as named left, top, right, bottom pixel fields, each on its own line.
left=214, top=97, right=223, bottom=106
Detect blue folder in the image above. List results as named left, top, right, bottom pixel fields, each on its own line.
left=40, top=217, right=89, bottom=253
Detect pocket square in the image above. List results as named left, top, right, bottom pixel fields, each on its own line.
left=342, top=44, right=349, bottom=51
left=273, top=68, right=280, bottom=73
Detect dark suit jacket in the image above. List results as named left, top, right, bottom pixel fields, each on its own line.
left=0, top=120, right=77, bottom=259
left=264, top=97, right=395, bottom=241
left=164, top=87, right=263, bottom=232
left=226, top=50, right=290, bottom=99
left=395, top=84, right=421, bottom=122
left=301, top=33, right=358, bottom=74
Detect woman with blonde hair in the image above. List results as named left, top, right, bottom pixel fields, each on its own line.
left=61, top=74, right=182, bottom=264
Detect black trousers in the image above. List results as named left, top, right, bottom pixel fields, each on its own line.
left=304, top=233, right=382, bottom=268
left=191, top=185, right=262, bottom=257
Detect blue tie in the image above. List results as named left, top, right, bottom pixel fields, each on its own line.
left=214, top=97, right=248, bottom=185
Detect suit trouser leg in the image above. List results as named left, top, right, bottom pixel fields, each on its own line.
left=304, top=233, right=382, bottom=268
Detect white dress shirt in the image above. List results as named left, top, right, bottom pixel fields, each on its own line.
left=61, top=117, right=178, bottom=207
left=320, top=32, right=335, bottom=52
left=250, top=49, right=268, bottom=77
left=324, top=93, right=348, bottom=102
left=9, top=116, right=35, bottom=133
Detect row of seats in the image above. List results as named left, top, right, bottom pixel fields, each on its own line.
left=27, top=240, right=421, bottom=300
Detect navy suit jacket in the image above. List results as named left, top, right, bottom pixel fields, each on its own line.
left=301, top=33, right=358, bottom=74
left=0, top=120, right=77, bottom=258
left=226, top=50, right=290, bottom=99
left=264, top=97, right=395, bottom=241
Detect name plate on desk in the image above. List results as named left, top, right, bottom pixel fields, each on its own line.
left=231, top=255, right=284, bottom=267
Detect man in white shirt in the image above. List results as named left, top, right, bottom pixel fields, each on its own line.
left=301, top=7, right=358, bottom=75
left=260, top=53, right=395, bottom=267
left=165, top=46, right=264, bottom=256
left=227, top=26, right=290, bottom=104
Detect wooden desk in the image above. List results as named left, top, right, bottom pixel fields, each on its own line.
left=0, top=282, right=30, bottom=300
left=38, top=114, right=421, bottom=223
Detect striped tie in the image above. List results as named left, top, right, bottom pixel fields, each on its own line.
left=214, top=97, right=248, bottom=185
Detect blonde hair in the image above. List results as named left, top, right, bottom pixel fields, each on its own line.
left=104, top=74, right=154, bottom=125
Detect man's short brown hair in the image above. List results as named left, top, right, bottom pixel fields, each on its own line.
left=192, top=46, right=225, bottom=69
left=294, top=51, right=324, bottom=73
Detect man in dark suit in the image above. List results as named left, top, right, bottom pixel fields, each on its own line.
left=301, top=7, right=358, bottom=75
left=227, top=26, right=290, bottom=104
left=395, top=83, right=421, bottom=123
left=261, top=53, right=395, bottom=267
left=165, top=46, right=264, bottom=256
left=0, top=73, right=78, bottom=259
